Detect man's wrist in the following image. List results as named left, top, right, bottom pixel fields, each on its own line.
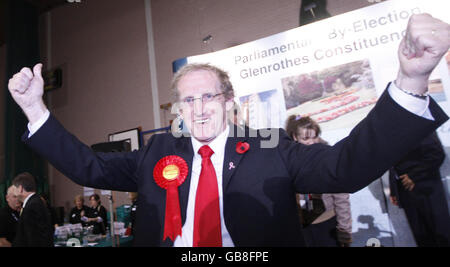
left=387, top=81, right=434, bottom=120
left=23, top=101, right=48, bottom=126
left=27, top=109, right=50, bottom=138
left=395, top=71, right=429, bottom=98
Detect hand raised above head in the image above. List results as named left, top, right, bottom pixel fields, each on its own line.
left=8, top=63, right=48, bottom=124
left=396, top=13, right=450, bottom=96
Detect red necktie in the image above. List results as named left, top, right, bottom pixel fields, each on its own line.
left=193, top=145, right=222, bottom=247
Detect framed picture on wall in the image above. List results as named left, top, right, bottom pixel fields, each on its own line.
left=140, top=127, right=171, bottom=147
left=108, top=127, right=141, bottom=151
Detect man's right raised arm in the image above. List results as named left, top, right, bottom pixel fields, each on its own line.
left=8, top=63, right=140, bottom=192
left=8, top=64, right=48, bottom=126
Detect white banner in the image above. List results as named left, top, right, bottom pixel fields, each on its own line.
left=186, top=0, right=450, bottom=144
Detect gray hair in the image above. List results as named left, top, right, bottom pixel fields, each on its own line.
left=170, top=63, right=235, bottom=101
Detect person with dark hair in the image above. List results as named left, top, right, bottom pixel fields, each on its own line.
left=6, top=15, right=450, bottom=246
left=286, top=115, right=352, bottom=247
left=285, top=115, right=321, bottom=145
left=389, top=131, right=450, bottom=246
left=10, top=172, right=54, bottom=247
left=0, top=186, right=22, bottom=247
left=83, top=194, right=107, bottom=235
left=128, top=192, right=138, bottom=236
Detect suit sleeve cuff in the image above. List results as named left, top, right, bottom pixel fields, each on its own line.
left=388, top=82, right=434, bottom=121
left=27, top=109, right=51, bottom=138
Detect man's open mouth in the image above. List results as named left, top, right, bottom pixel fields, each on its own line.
left=194, top=118, right=210, bottom=124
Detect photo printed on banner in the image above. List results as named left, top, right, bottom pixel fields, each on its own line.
left=282, top=59, right=377, bottom=132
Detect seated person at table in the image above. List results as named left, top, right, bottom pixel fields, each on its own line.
left=83, top=194, right=107, bottom=235
left=69, top=195, right=89, bottom=226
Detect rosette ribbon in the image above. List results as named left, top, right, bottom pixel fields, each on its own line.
left=153, top=155, right=188, bottom=241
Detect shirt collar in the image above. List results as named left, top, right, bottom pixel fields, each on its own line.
left=191, top=125, right=230, bottom=156
left=22, top=192, right=36, bottom=209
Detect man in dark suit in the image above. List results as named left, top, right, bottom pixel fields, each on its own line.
left=10, top=172, right=54, bottom=247
left=389, top=132, right=450, bottom=246
left=7, top=14, right=450, bottom=246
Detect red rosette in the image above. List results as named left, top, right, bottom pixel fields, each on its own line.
left=153, top=155, right=188, bottom=242
left=153, top=155, right=188, bottom=188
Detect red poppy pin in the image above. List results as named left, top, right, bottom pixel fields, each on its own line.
left=236, top=141, right=250, bottom=154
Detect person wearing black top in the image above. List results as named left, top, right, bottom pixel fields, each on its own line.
left=128, top=192, right=138, bottom=236
left=0, top=186, right=22, bottom=247
left=389, top=132, right=450, bottom=246
left=10, top=172, right=54, bottom=247
left=84, top=194, right=107, bottom=235
left=69, top=195, right=89, bottom=226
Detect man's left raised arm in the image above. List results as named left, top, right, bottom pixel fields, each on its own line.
left=288, top=14, right=450, bottom=194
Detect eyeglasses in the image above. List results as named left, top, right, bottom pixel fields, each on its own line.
left=180, top=93, right=224, bottom=106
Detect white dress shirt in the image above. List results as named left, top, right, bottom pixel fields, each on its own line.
left=26, top=82, right=434, bottom=246
left=174, top=125, right=235, bottom=247
left=28, top=109, right=50, bottom=137
left=388, top=82, right=433, bottom=120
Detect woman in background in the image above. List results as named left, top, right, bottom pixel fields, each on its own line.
left=83, top=194, right=107, bottom=235
left=69, top=195, right=89, bottom=226
left=286, top=115, right=353, bottom=247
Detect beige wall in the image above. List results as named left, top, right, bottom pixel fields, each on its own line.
left=152, top=0, right=302, bottom=125
left=151, top=0, right=373, bottom=126
left=41, top=0, right=375, bottom=218
left=42, top=0, right=152, bottom=213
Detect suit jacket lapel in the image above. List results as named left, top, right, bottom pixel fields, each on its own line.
left=174, top=136, right=194, bottom=225
left=222, top=124, right=249, bottom=192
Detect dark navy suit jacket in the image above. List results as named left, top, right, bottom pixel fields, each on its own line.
left=13, top=194, right=54, bottom=247
left=388, top=132, right=450, bottom=246
left=22, top=89, right=448, bottom=246
left=389, top=131, right=446, bottom=196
